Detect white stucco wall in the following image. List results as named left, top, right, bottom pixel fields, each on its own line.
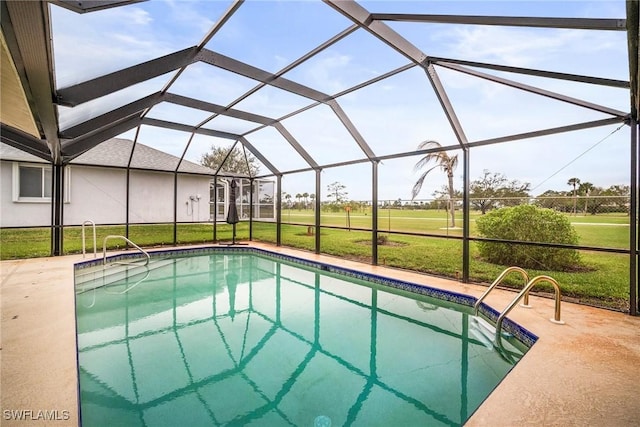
left=0, top=161, right=212, bottom=227
left=128, top=170, right=174, bottom=223
left=63, top=165, right=127, bottom=225
left=128, top=170, right=211, bottom=223
left=176, top=174, right=211, bottom=222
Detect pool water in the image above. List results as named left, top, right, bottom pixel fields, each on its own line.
left=75, top=252, right=529, bottom=426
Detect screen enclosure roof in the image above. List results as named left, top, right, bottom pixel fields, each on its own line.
left=0, top=0, right=638, bottom=185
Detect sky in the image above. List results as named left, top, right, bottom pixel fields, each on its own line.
left=51, top=0, right=632, bottom=201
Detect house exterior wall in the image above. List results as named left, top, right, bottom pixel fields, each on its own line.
left=0, top=161, right=212, bottom=227
left=128, top=170, right=211, bottom=223
left=63, top=165, right=127, bottom=225
left=176, top=174, right=211, bottom=222
left=128, top=170, right=174, bottom=223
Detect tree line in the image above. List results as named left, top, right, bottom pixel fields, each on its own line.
left=200, top=143, right=629, bottom=219
left=410, top=141, right=630, bottom=223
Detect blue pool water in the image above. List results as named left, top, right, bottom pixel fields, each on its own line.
left=74, top=250, right=531, bottom=426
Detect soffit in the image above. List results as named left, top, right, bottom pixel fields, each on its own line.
left=0, top=32, right=39, bottom=138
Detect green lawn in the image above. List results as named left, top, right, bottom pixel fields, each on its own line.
left=0, top=209, right=632, bottom=311
left=0, top=223, right=250, bottom=259
left=283, top=208, right=629, bottom=249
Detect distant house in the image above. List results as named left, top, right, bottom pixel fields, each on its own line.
left=0, top=138, right=274, bottom=228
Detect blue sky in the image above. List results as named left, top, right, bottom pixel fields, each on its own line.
left=51, top=0, right=632, bottom=201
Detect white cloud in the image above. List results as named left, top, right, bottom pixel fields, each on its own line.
left=440, top=26, right=570, bottom=67
left=302, top=53, right=353, bottom=94
left=123, top=7, right=153, bottom=26
left=163, top=0, right=216, bottom=36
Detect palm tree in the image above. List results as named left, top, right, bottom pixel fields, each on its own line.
left=412, top=140, right=458, bottom=227
left=283, top=192, right=292, bottom=220
left=579, top=182, right=594, bottom=214
left=302, top=192, right=309, bottom=209
left=283, top=192, right=291, bottom=207
left=567, top=177, right=580, bottom=215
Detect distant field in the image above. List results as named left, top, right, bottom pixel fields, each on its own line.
left=282, top=208, right=630, bottom=249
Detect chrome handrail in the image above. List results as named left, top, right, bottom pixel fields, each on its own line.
left=473, top=266, right=529, bottom=316
left=81, top=220, right=97, bottom=259
left=495, top=275, right=564, bottom=346
left=102, top=235, right=150, bottom=266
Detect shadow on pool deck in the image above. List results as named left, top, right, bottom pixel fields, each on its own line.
left=1, top=242, right=639, bottom=426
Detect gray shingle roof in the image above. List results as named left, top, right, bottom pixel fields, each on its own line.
left=0, top=143, right=46, bottom=163
left=72, top=138, right=215, bottom=175
left=1, top=138, right=216, bottom=175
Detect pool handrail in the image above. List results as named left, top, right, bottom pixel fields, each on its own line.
left=81, top=220, right=97, bottom=259
left=474, top=266, right=530, bottom=316
left=102, top=235, right=150, bottom=266
left=495, top=275, right=564, bottom=346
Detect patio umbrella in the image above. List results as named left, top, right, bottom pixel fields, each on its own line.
left=225, top=179, right=240, bottom=244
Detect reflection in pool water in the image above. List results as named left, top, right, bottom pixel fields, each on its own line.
left=75, top=253, right=528, bottom=426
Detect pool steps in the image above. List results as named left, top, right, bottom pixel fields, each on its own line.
left=75, top=258, right=174, bottom=293
left=102, top=235, right=150, bottom=266
left=470, top=316, right=512, bottom=349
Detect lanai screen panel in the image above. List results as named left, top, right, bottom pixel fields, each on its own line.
left=56, top=74, right=174, bottom=132
left=179, top=134, right=234, bottom=172
left=130, top=125, right=190, bottom=170
left=202, top=115, right=261, bottom=136
left=280, top=170, right=317, bottom=224
left=468, top=125, right=631, bottom=198
left=337, top=66, right=461, bottom=156
left=385, top=15, right=628, bottom=78
left=203, top=0, right=352, bottom=73
left=169, top=63, right=263, bottom=108
left=233, top=85, right=316, bottom=121
left=379, top=151, right=464, bottom=202
left=50, top=2, right=200, bottom=87
left=322, top=162, right=373, bottom=206
left=45, top=0, right=631, bottom=176
left=434, top=66, right=622, bottom=142
left=479, top=70, right=630, bottom=114
left=282, top=28, right=410, bottom=95
left=280, top=103, right=369, bottom=166
left=244, top=127, right=311, bottom=173
left=145, top=102, right=215, bottom=127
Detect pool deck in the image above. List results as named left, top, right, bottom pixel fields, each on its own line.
left=1, top=242, right=639, bottom=426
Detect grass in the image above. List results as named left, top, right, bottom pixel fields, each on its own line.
left=0, top=209, right=632, bottom=311
left=254, top=217, right=632, bottom=311
left=0, top=223, right=250, bottom=259
left=284, top=208, right=630, bottom=249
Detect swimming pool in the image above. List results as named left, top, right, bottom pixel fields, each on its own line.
left=74, top=247, right=535, bottom=426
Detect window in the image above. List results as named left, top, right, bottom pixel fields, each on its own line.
left=254, top=179, right=275, bottom=220
left=12, top=163, right=70, bottom=202
left=19, top=165, right=52, bottom=198
left=210, top=182, right=227, bottom=220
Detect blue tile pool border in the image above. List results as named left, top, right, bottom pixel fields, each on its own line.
left=75, top=245, right=538, bottom=348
